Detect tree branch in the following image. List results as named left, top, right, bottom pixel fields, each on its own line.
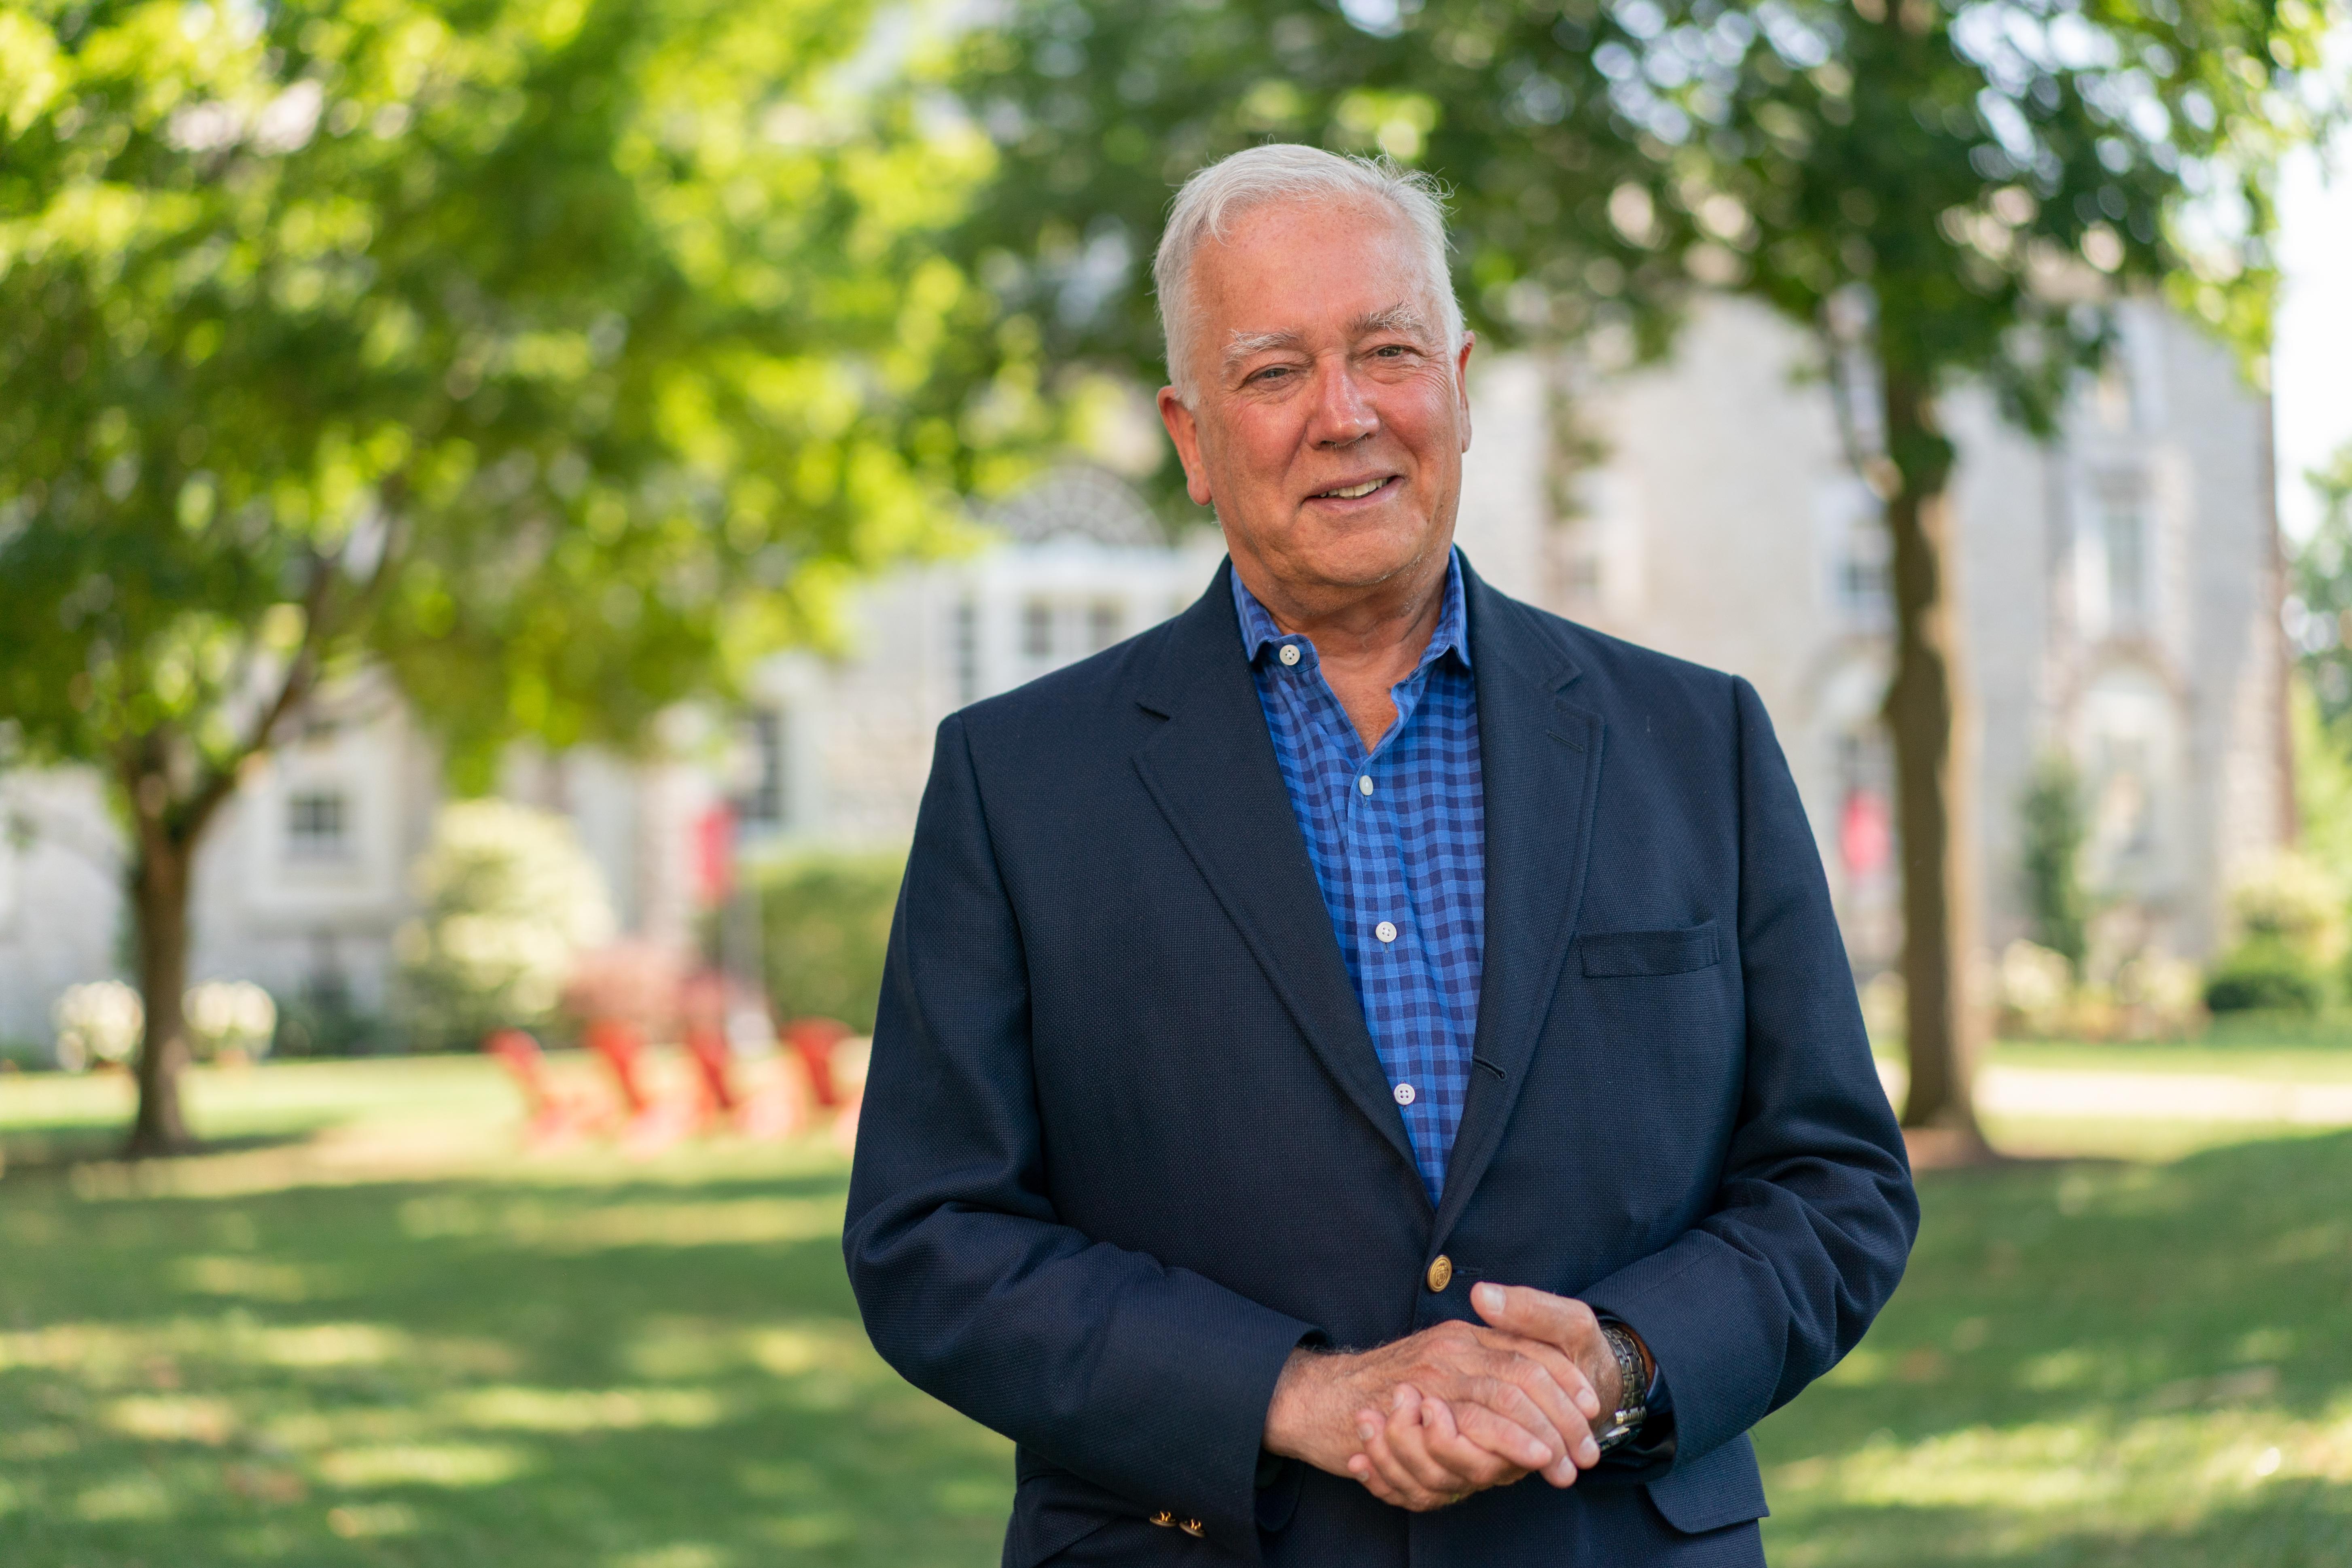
left=171, top=477, right=414, bottom=846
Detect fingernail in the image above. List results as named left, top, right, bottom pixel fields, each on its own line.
left=1579, top=1437, right=1600, bottom=1465
left=1473, top=1283, right=1502, bottom=1311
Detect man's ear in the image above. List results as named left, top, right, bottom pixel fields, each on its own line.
left=1157, top=386, right=1216, bottom=508
left=1454, top=331, right=1476, bottom=453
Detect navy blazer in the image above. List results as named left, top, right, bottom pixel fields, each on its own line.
left=845, top=557, right=1917, bottom=1567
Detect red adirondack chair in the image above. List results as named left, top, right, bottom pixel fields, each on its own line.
left=783, top=1017, right=856, bottom=1110
left=484, top=1029, right=606, bottom=1148
left=679, top=969, right=810, bottom=1141
left=584, top=1016, right=697, bottom=1157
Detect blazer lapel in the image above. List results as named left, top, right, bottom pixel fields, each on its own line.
left=1132, top=561, right=1424, bottom=1187
left=1432, top=565, right=1606, bottom=1246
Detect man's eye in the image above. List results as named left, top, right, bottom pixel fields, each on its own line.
left=1373, top=345, right=1409, bottom=358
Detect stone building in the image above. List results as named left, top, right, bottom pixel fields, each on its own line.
left=1456, top=296, right=2291, bottom=973
left=0, top=297, right=2287, bottom=1046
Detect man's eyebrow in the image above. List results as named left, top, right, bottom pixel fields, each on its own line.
left=1353, top=303, right=1435, bottom=338
left=1220, top=329, right=1306, bottom=374
left=1219, top=305, right=1437, bottom=376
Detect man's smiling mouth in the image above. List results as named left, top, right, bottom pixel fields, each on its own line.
left=1313, top=477, right=1391, bottom=500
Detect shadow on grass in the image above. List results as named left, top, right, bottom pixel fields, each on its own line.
left=1757, top=1130, right=2352, bottom=1567
left=0, top=1125, right=322, bottom=1173
left=0, top=1146, right=1010, bottom=1568
left=4, top=1119, right=2348, bottom=1567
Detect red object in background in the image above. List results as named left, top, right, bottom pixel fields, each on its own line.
left=693, top=804, right=736, bottom=906
left=1840, top=788, right=1892, bottom=880
left=584, top=1017, right=653, bottom=1112
left=585, top=1015, right=699, bottom=1158
left=484, top=1028, right=606, bottom=1146
left=784, top=1017, right=854, bottom=1109
left=677, top=968, right=740, bottom=1115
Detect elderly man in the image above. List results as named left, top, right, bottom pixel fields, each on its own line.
left=845, top=144, right=1916, bottom=1567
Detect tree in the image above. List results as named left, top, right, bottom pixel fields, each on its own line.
left=2293, top=441, right=2352, bottom=729
left=948, top=0, right=2332, bottom=1148
left=2019, top=752, right=2089, bottom=973
left=0, top=0, right=1038, bottom=1152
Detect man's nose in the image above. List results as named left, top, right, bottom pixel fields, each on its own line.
left=1305, top=358, right=1377, bottom=449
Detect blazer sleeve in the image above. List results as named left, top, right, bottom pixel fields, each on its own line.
left=1580, top=675, right=1919, bottom=1467
left=842, top=713, right=1317, bottom=1558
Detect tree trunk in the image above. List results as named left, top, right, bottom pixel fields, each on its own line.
left=125, top=828, right=196, bottom=1156
left=1878, top=371, right=1989, bottom=1149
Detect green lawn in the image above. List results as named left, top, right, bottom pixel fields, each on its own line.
left=2, top=1055, right=2348, bottom=1566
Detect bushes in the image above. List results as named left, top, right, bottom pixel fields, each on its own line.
left=2204, top=942, right=2324, bottom=1014
left=749, top=850, right=904, bottom=1034
left=2204, top=853, right=2345, bottom=1015
left=395, top=801, right=617, bottom=1051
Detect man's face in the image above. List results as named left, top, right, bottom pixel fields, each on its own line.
left=1157, top=199, right=1474, bottom=602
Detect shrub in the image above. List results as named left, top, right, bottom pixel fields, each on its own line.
left=184, top=981, right=276, bottom=1062
left=2019, top=756, right=2089, bottom=974
left=395, top=801, right=616, bottom=1051
left=2227, top=852, right=2346, bottom=968
left=271, top=993, right=387, bottom=1058
left=1996, top=940, right=2075, bottom=1036
left=51, top=980, right=142, bottom=1070
left=748, top=850, right=905, bottom=1034
left=2204, top=940, right=2324, bottom=1014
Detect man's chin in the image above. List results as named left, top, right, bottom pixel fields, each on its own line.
left=1275, top=513, right=1445, bottom=590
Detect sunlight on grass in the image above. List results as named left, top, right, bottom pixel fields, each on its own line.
left=449, top=1385, right=728, bottom=1432
left=4, top=1054, right=2349, bottom=1565
left=315, top=1441, right=531, bottom=1487
left=397, top=1191, right=847, bottom=1250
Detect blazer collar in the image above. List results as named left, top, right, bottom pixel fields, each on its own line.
left=1133, top=559, right=1426, bottom=1188
left=1433, top=560, right=1606, bottom=1244
left=1132, top=554, right=1609, bottom=1233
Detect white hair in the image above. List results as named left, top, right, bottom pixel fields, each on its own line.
left=1152, top=144, right=1464, bottom=403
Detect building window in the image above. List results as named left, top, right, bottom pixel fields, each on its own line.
left=1834, top=528, right=1891, bottom=627
left=737, top=708, right=788, bottom=833
left=286, top=788, right=350, bottom=862
left=1087, top=599, right=1123, bottom=653
left=1021, top=598, right=1054, bottom=661
left=952, top=598, right=980, bottom=706
left=2102, top=503, right=2148, bottom=629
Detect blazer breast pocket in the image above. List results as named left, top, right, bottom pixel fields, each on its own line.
left=1580, top=920, right=1721, bottom=978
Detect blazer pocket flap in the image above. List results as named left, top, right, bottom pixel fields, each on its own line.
left=1581, top=921, right=1721, bottom=978
left=1645, top=1432, right=1769, bottom=1534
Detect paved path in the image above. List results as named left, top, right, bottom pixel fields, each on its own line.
left=1875, top=1064, right=2352, bottom=1126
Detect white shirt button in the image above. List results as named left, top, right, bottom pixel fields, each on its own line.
left=1375, top=920, right=1398, bottom=943
left=1358, top=776, right=1374, bottom=796
left=1278, top=643, right=1301, bottom=666
left=1393, top=1081, right=1417, bottom=1106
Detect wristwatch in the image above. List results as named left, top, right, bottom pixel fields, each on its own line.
left=1595, top=1323, right=1649, bottom=1453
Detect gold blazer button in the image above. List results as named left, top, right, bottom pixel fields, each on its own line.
left=1148, top=1511, right=1175, bottom=1527
left=1426, top=1255, right=1454, bottom=1292
left=1180, top=1519, right=1206, bottom=1537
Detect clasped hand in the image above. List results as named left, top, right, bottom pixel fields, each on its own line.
left=1263, top=1283, right=1625, bottom=1512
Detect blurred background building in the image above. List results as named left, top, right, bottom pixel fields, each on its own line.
left=0, top=297, right=2284, bottom=1038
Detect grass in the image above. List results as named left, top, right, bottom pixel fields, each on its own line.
left=2, top=1055, right=2349, bottom=1566
left=1866, top=1013, right=2352, bottom=1085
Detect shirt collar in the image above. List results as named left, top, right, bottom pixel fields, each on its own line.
left=1231, top=548, right=1472, bottom=674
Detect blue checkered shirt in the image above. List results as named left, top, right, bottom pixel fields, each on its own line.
left=1233, top=553, right=1484, bottom=1204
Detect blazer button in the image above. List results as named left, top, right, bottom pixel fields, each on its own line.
left=1148, top=1511, right=1175, bottom=1527
left=1180, top=1519, right=1206, bottom=1537
left=1426, top=1254, right=1454, bottom=1292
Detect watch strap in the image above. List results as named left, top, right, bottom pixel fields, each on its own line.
left=1595, top=1322, right=1649, bottom=1453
